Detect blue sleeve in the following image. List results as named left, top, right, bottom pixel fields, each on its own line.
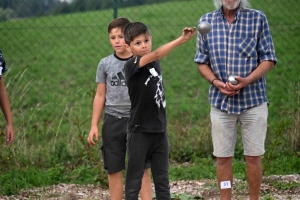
left=194, top=15, right=211, bottom=65
left=257, top=13, right=277, bottom=65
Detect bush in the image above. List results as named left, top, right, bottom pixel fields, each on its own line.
left=0, top=7, right=17, bottom=22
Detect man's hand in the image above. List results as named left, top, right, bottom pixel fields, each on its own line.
left=225, top=76, right=250, bottom=96
left=214, top=79, right=240, bottom=96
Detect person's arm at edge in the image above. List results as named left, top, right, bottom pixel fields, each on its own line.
left=0, top=76, right=14, bottom=145
left=139, top=27, right=196, bottom=68
left=87, top=83, right=106, bottom=146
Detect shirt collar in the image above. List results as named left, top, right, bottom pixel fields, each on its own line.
left=217, top=6, right=243, bottom=21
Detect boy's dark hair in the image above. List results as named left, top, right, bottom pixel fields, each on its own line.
left=108, top=17, right=131, bottom=33
left=123, top=22, right=151, bottom=45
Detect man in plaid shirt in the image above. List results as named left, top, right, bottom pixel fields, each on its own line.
left=194, top=0, right=277, bottom=199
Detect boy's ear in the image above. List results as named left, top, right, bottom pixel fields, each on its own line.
left=125, top=44, right=131, bottom=53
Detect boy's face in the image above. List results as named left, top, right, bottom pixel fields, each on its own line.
left=109, top=27, right=128, bottom=55
left=126, top=33, right=152, bottom=57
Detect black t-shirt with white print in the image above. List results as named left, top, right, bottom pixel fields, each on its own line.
left=124, top=56, right=166, bottom=133
left=0, top=50, right=8, bottom=79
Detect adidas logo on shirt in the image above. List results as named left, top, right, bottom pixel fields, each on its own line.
left=111, top=70, right=126, bottom=86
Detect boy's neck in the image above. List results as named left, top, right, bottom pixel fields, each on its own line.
left=116, top=51, right=133, bottom=59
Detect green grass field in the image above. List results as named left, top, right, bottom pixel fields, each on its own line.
left=0, top=0, right=299, bottom=196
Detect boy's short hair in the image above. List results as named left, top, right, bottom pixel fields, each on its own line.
left=123, top=22, right=151, bottom=45
left=108, top=17, right=131, bottom=33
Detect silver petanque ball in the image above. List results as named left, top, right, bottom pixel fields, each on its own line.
left=228, top=75, right=238, bottom=85
left=197, top=21, right=211, bottom=35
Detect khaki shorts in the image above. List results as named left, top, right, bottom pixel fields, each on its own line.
left=210, top=102, right=268, bottom=157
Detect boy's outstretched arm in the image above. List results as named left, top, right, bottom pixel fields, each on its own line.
left=139, top=27, right=196, bottom=68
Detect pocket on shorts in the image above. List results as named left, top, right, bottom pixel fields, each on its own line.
left=103, top=114, right=110, bottom=123
left=100, top=144, right=108, bottom=170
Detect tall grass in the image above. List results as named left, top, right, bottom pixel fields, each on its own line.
left=286, top=80, right=300, bottom=150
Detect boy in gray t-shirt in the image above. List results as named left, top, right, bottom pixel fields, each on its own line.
left=87, top=18, right=152, bottom=200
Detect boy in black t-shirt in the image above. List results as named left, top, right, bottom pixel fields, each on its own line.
left=123, top=22, right=196, bottom=200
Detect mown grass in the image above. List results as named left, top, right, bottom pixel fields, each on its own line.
left=0, top=0, right=299, bottom=196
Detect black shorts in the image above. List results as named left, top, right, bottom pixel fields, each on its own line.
left=101, top=114, right=128, bottom=174
left=101, top=114, right=151, bottom=174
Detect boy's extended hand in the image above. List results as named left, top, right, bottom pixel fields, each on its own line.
left=181, top=27, right=196, bottom=43
left=87, top=126, right=99, bottom=146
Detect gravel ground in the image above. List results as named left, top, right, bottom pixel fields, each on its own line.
left=1, top=174, right=299, bottom=200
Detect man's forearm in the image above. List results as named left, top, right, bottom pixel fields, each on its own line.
left=246, top=60, right=275, bottom=84
left=197, top=63, right=217, bottom=84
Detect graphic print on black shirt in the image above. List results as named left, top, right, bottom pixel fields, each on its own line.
left=125, top=57, right=167, bottom=133
left=0, top=50, right=8, bottom=79
left=145, top=67, right=166, bottom=109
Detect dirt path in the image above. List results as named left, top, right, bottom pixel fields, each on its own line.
left=1, top=174, right=299, bottom=199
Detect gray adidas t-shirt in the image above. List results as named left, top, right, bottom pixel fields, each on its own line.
left=96, top=53, right=131, bottom=117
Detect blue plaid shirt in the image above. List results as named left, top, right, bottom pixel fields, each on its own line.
left=194, top=7, right=277, bottom=114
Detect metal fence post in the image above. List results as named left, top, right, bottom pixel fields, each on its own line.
left=113, top=0, right=118, bottom=19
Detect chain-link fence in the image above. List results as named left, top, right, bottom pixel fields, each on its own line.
left=0, top=0, right=299, bottom=165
